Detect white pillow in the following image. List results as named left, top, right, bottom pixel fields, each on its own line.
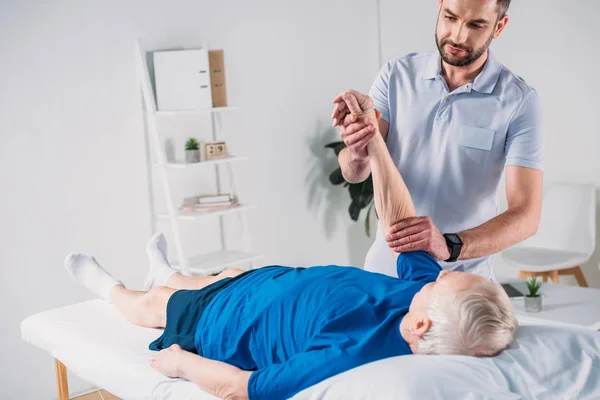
left=293, top=322, right=600, bottom=400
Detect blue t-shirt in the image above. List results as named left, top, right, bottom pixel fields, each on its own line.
left=194, top=251, right=441, bottom=399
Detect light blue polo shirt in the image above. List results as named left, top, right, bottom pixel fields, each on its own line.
left=364, top=50, right=544, bottom=280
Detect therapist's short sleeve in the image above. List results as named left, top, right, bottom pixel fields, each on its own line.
left=504, top=89, right=544, bottom=170
left=368, top=62, right=392, bottom=123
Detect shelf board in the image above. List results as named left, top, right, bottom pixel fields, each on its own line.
left=154, top=106, right=240, bottom=116
left=171, top=250, right=264, bottom=275
left=156, top=204, right=256, bottom=220
left=155, top=156, right=248, bottom=169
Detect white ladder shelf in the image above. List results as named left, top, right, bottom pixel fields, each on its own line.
left=135, top=40, right=262, bottom=275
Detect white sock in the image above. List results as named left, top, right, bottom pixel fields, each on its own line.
left=144, top=233, right=177, bottom=290
left=64, top=253, right=123, bottom=303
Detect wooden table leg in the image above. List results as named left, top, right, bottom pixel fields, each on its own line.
left=519, top=271, right=532, bottom=280
left=55, top=359, right=69, bottom=400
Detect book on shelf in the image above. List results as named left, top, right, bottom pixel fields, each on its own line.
left=180, top=201, right=240, bottom=213
left=196, top=200, right=234, bottom=207
left=198, top=194, right=232, bottom=204
left=182, top=194, right=234, bottom=207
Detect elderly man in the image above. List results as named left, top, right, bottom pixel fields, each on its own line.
left=335, top=0, right=544, bottom=280
left=63, top=94, right=517, bottom=400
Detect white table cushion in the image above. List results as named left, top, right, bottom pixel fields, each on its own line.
left=22, top=300, right=600, bottom=400
left=21, top=300, right=218, bottom=400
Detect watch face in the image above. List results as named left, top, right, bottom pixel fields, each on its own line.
left=446, top=234, right=461, bottom=244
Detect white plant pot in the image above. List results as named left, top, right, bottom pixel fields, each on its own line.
left=185, top=149, right=200, bottom=163
left=524, top=295, right=542, bottom=313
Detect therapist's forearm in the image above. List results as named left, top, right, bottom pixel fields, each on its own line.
left=178, top=351, right=251, bottom=399
left=338, top=147, right=372, bottom=183
left=457, top=208, right=539, bottom=260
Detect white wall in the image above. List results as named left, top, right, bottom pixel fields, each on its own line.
left=1, top=0, right=598, bottom=399
left=0, top=0, right=380, bottom=398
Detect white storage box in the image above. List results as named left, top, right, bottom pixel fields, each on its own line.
left=153, top=48, right=213, bottom=111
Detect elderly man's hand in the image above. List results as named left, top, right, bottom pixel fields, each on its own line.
left=151, top=344, right=186, bottom=378
left=386, top=216, right=452, bottom=261
left=331, top=90, right=382, bottom=160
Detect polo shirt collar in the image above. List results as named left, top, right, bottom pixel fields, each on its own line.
left=422, top=51, right=441, bottom=80
left=421, top=50, right=502, bottom=94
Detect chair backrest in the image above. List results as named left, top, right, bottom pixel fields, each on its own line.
left=521, top=183, right=596, bottom=255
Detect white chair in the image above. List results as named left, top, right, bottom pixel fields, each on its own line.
left=502, top=183, right=596, bottom=286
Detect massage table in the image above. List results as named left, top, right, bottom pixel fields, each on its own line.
left=22, top=300, right=600, bottom=400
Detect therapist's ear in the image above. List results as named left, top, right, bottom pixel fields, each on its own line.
left=411, top=317, right=432, bottom=338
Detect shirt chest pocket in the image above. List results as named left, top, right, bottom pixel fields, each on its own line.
left=457, top=125, right=495, bottom=151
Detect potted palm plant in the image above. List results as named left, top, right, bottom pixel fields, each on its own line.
left=185, top=138, right=201, bottom=163
left=524, top=277, right=543, bottom=312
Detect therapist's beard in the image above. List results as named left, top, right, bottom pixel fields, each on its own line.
left=435, top=32, right=493, bottom=67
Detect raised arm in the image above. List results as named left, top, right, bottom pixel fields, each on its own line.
left=340, top=92, right=416, bottom=260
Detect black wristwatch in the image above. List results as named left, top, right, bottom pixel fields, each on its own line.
left=443, top=233, right=463, bottom=262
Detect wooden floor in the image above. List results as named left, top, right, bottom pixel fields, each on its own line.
left=73, top=390, right=121, bottom=400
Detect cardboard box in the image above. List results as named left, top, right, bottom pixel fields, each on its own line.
left=208, top=50, right=228, bottom=107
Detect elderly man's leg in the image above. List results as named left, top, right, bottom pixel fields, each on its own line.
left=64, top=252, right=174, bottom=328
left=145, top=233, right=245, bottom=290
left=167, top=268, right=245, bottom=290
left=111, top=285, right=174, bottom=328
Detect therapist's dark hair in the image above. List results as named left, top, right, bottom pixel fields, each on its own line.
left=496, top=0, right=511, bottom=18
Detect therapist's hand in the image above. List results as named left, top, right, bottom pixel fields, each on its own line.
left=331, top=90, right=381, bottom=160
left=385, top=216, right=451, bottom=261
left=151, top=344, right=186, bottom=378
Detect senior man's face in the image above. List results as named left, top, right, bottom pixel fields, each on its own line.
left=409, top=270, right=489, bottom=315
left=435, top=0, right=505, bottom=67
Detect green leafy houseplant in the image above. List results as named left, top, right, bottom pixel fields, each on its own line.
left=325, top=140, right=376, bottom=237
left=185, top=138, right=199, bottom=151
left=526, top=277, right=542, bottom=297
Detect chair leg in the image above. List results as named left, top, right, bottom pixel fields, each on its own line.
left=519, top=271, right=533, bottom=280
left=550, top=270, right=559, bottom=284
left=572, top=266, right=589, bottom=287
left=55, top=359, right=69, bottom=400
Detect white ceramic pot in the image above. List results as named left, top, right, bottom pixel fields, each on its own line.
left=185, top=149, right=200, bottom=163
left=524, top=295, right=542, bottom=313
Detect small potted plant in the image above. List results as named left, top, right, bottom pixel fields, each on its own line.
left=524, top=277, right=543, bottom=313
left=185, top=138, right=200, bottom=163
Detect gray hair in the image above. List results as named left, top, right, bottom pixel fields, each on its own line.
left=416, top=282, right=518, bottom=357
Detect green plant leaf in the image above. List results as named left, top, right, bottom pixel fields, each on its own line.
left=349, top=200, right=362, bottom=221
left=185, top=137, right=199, bottom=150
left=324, top=141, right=347, bottom=156
left=329, top=168, right=345, bottom=185
left=365, top=201, right=374, bottom=237
left=526, top=277, right=542, bottom=296
left=349, top=180, right=374, bottom=209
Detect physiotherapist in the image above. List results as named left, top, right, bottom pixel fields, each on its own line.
left=334, top=0, right=543, bottom=280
